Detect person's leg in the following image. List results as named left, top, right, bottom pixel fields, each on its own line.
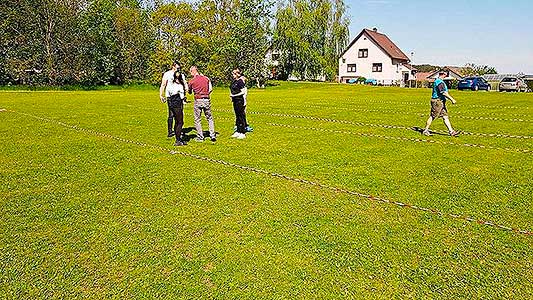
left=235, top=98, right=246, bottom=134
left=242, top=105, right=249, bottom=128
left=167, top=101, right=175, bottom=136
left=173, top=99, right=184, bottom=141
left=203, top=100, right=216, bottom=138
left=424, top=116, right=434, bottom=131
left=443, top=116, right=454, bottom=133
left=193, top=101, right=204, bottom=139
left=424, top=100, right=440, bottom=135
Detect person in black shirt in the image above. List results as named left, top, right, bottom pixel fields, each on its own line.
left=230, top=69, right=247, bottom=139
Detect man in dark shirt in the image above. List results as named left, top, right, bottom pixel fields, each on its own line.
left=188, top=66, right=216, bottom=142
left=422, top=71, right=459, bottom=137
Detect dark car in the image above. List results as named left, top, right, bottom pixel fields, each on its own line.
left=457, top=76, right=491, bottom=91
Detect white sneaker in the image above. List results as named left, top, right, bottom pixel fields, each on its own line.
left=231, top=132, right=240, bottom=138
left=236, top=133, right=246, bottom=139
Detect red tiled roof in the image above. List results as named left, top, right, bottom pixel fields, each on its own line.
left=363, top=29, right=410, bottom=61
left=341, top=29, right=410, bottom=61
left=415, top=72, right=433, bottom=81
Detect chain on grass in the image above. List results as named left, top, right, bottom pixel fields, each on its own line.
left=270, top=98, right=530, bottom=110
left=266, top=123, right=532, bottom=154
left=214, top=116, right=532, bottom=154
left=212, top=108, right=533, bottom=140
left=6, top=109, right=533, bottom=237
left=263, top=103, right=532, bottom=122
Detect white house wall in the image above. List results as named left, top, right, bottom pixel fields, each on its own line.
left=339, top=32, right=407, bottom=84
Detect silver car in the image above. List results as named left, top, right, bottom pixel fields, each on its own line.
left=499, top=77, right=528, bottom=92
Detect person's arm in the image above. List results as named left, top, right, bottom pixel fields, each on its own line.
left=443, top=91, right=456, bottom=104
left=208, top=80, right=213, bottom=94
left=187, top=80, right=193, bottom=94
left=231, top=87, right=247, bottom=97
left=230, top=80, right=247, bottom=97
left=438, top=82, right=456, bottom=104
left=159, top=75, right=167, bottom=103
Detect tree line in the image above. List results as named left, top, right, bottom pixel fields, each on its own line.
left=0, top=0, right=350, bottom=87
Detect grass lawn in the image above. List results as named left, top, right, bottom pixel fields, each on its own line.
left=1, top=82, right=532, bottom=298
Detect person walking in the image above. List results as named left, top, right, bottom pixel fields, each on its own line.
left=188, top=66, right=216, bottom=142
left=422, top=71, right=460, bottom=137
left=159, top=61, right=188, bottom=139
left=159, top=61, right=188, bottom=146
left=230, top=69, right=248, bottom=139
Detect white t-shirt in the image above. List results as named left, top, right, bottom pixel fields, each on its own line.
left=163, top=71, right=185, bottom=98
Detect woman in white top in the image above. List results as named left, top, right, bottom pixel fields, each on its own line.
left=160, top=61, right=188, bottom=146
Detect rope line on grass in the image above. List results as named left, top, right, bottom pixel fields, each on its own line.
left=7, top=109, right=533, bottom=237
left=271, top=98, right=529, bottom=110
left=213, top=108, right=533, bottom=140
left=260, top=103, right=533, bottom=122
left=266, top=123, right=532, bottom=154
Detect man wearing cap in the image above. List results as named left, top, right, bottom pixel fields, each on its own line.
left=188, top=66, right=216, bottom=142
left=422, top=71, right=459, bottom=137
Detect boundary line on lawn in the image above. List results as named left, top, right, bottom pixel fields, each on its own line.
left=215, top=116, right=531, bottom=154
left=265, top=123, right=532, bottom=154
left=6, top=109, right=533, bottom=237
left=268, top=98, right=530, bottom=110
left=260, top=103, right=532, bottom=122
left=212, top=109, right=533, bottom=140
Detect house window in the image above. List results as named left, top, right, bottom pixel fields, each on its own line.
left=372, top=63, right=383, bottom=72
left=358, top=49, right=368, bottom=58
left=347, top=64, right=357, bottom=72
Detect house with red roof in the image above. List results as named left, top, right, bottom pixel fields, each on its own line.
left=338, top=28, right=415, bottom=86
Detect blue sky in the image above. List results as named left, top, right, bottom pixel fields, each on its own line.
left=344, top=0, right=533, bottom=73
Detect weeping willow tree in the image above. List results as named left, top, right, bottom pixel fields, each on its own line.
left=273, top=0, right=349, bottom=81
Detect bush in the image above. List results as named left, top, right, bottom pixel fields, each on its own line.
left=526, top=80, right=533, bottom=92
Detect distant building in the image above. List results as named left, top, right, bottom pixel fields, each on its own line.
left=338, top=28, right=415, bottom=86
left=421, top=67, right=465, bottom=83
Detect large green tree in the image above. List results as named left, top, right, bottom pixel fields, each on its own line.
left=273, top=0, right=349, bottom=81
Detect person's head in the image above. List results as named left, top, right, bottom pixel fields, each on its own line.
left=190, top=66, right=199, bottom=76
left=232, top=68, right=241, bottom=80
left=438, top=71, right=447, bottom=79
left=171, top=61, right=180, bottom=71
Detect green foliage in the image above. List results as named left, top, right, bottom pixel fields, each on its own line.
left=526, top=80, right=533, bottom=91
left=273, top=0, right=349, bottom=81
left=462, top=63, right=498, bottom=76
left=1, top=0, right=347, bottom=86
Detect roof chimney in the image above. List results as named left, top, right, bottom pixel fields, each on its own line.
left=372, top=27, right=378, bottom=32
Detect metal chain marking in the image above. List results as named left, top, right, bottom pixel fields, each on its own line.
left=212, top=108, right=533, bottom=140
left=260, top=102, right=533, bottom=121
left=270, top=97, right=530, bottom=110
left=5, top=109, right=532, bottom=236
left=265, top=123, right=532, bottom=154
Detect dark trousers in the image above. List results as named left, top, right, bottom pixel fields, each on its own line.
left=168, top=95, right=184, bottom=140
left=167, top=101, right=175, bottom=134
left=232, top=96, right=247, bottom=133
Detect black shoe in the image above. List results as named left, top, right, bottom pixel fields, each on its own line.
left=174, top=140, right=186, bottom=146
left=168, top=131, right=175, bottom=138
left=211, top=137, right=217, bottom=142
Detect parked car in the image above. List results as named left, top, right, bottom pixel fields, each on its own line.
left=365, top=78, right=377, bottom=85
left=499, top=77, right=528, bottom=92
left=457, top=76, right=491, bottom=91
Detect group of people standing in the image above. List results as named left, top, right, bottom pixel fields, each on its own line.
left=159, top=61, right=249, bottom=146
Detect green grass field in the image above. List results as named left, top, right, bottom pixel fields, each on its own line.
left=1, top=82, right=532, bottom=298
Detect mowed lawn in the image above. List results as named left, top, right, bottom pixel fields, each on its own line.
left=1, top=82, right=532, bottom=298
